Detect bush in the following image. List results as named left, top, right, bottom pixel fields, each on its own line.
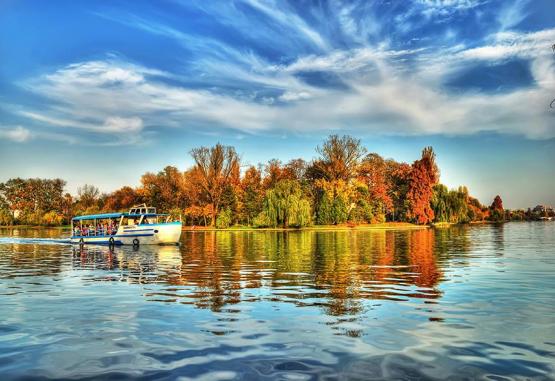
left=489, top=208, right=505, bottom=222
left=348, top=199, right=373, bottom=223
left=316, top=193, right=335, bottom=225
left=0, top=209, right=14, bottom=226
left=168, top=208, right=183, bottom=222
left=332, top=196, right=348, bottom=224
left=216, top=208, right=232, bottom=229
left=20, top=211, right=43, bottom=226
left=42, top=211, right=64, bottom=226
left=253, top=211, right=271, bottom=228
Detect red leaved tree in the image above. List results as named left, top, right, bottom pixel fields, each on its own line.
left=406, top=147, right=439, bottom=224
left=491, top=195, right=504, bottom=211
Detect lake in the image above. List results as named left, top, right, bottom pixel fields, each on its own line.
left=0, top=223, right=554, bottom=380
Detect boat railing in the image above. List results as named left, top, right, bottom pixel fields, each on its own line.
left=73, top=227, right=118, bottom=237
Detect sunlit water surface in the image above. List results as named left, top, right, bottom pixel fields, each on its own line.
left=0, top=223, right=554, bottom=380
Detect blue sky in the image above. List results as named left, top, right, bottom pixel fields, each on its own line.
left=0, top=0, right=554, bottom=208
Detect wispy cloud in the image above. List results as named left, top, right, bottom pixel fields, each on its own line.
left=240, top=0, right=329, bottom=50
left=7, top=0, right=555, bottom=145
left=0, top=126, right=31, bottom=142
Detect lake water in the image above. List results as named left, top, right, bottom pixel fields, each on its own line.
left=0, top=223, right=554, bottom=380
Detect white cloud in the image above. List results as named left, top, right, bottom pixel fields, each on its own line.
left=279, top=91, right=313, bottom=102
left=417, top=0, right=485, bottom=17
left=241, top=0, right=329, bottom=50
left=0, top=126, right=31, bottom=142
left=459, top=28, right=555, bottom=61
left=103, top=117, right=143, bottom=133
left=10, top=3, right=555, bottom=145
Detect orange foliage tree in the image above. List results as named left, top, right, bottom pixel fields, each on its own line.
left=102, top=186, right=139, bottom=212
left=406, top=147, right=439, bottom=224
left=190, top=144, right=240, bottom=226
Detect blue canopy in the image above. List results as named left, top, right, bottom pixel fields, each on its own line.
left=72, top=212, right=169, bottom=221
left=72, top=213, right=123, bottom=221
left=127, top=213, right=168, bottom=217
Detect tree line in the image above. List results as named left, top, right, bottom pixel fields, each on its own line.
left=0, top=135, right=533, bottom=228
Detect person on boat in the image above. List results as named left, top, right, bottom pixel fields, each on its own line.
left=74, top=226, right=81, bottom=236
left=109, top=221, right=118, bottom=235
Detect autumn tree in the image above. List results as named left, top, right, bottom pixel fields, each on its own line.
left=140, top=166, right=187, bottom=211
left=489, top=195, right=505, bottom=222
left=77, top=184, right=100, bottom=210
left=491, top=195, right=503, bottom=211
left=385, top=161, right=412, bottom=221
left=314, top=179, right=353, bottom=225
left=314, top=135, right=366, bottom=181
left=61, top=193, right=74, bottom=224
left=359, top=153, right=393, bottom=221
left=263, top=159, right=285, bottom=189
left=406, top=147, right=439, bottom=224
left=190, top=144, right=240, bottom=226
left=283, top=159, right=308, bottom=182
left=183, top=168, right=210, bottom=225
left=103, top=186, right=139, bottom=212
left=0, top=178, right=66, bottom=224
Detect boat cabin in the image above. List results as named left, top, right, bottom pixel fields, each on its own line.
left=71, top=204, right=171, bottom=238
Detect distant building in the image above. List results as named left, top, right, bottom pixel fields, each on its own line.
left=533, top=205, right=554, bottom=214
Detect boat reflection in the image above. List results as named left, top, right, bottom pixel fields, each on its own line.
left=71, top=229, right=453, bottom=316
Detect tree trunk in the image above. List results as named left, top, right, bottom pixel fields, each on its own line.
left=210, top=203, right=217, bottom=227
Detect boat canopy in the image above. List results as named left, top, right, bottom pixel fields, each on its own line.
left=72, top=213, right=123, bottom=221
left=72, top=212, right=169, bottom=221
left=127, top=213, right=168, bottom=218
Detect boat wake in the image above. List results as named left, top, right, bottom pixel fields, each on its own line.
left=0, top=237, right=72, bottom=245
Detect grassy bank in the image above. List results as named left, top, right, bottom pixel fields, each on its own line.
left=0, top=225, right=70, bottom=229
left=182, top=222, right=428, bottom=232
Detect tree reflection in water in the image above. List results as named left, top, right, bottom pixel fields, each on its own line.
left=69, top=229, right=452, bottom=321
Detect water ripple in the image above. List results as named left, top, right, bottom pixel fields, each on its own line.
left=0, top=223, right=554, bottom=380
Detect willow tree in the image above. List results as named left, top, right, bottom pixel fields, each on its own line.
left=262, top=179, right=311, bottom=228
left=190, top=144, right=239, bottom=226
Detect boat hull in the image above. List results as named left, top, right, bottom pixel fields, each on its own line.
left=71, top=222, right=182, bottom=245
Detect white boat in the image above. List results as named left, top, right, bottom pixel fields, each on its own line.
left=71, top=204, right=182, bottom=246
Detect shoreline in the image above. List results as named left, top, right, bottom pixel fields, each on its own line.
left=1, top=220, right=548, bottom=232
left=183, top=223, right=429, bottom=232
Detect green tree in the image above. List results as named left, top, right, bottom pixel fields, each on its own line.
left=316, top=192, right=335, bottom=225
left=261, top=179, right=311, bottom=228
left=216, top=208, right=232, bottom=228
left=241, top=166, right=264, bottom=225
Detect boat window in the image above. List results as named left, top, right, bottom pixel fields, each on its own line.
left=148, top=208, right=156, bottom=214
